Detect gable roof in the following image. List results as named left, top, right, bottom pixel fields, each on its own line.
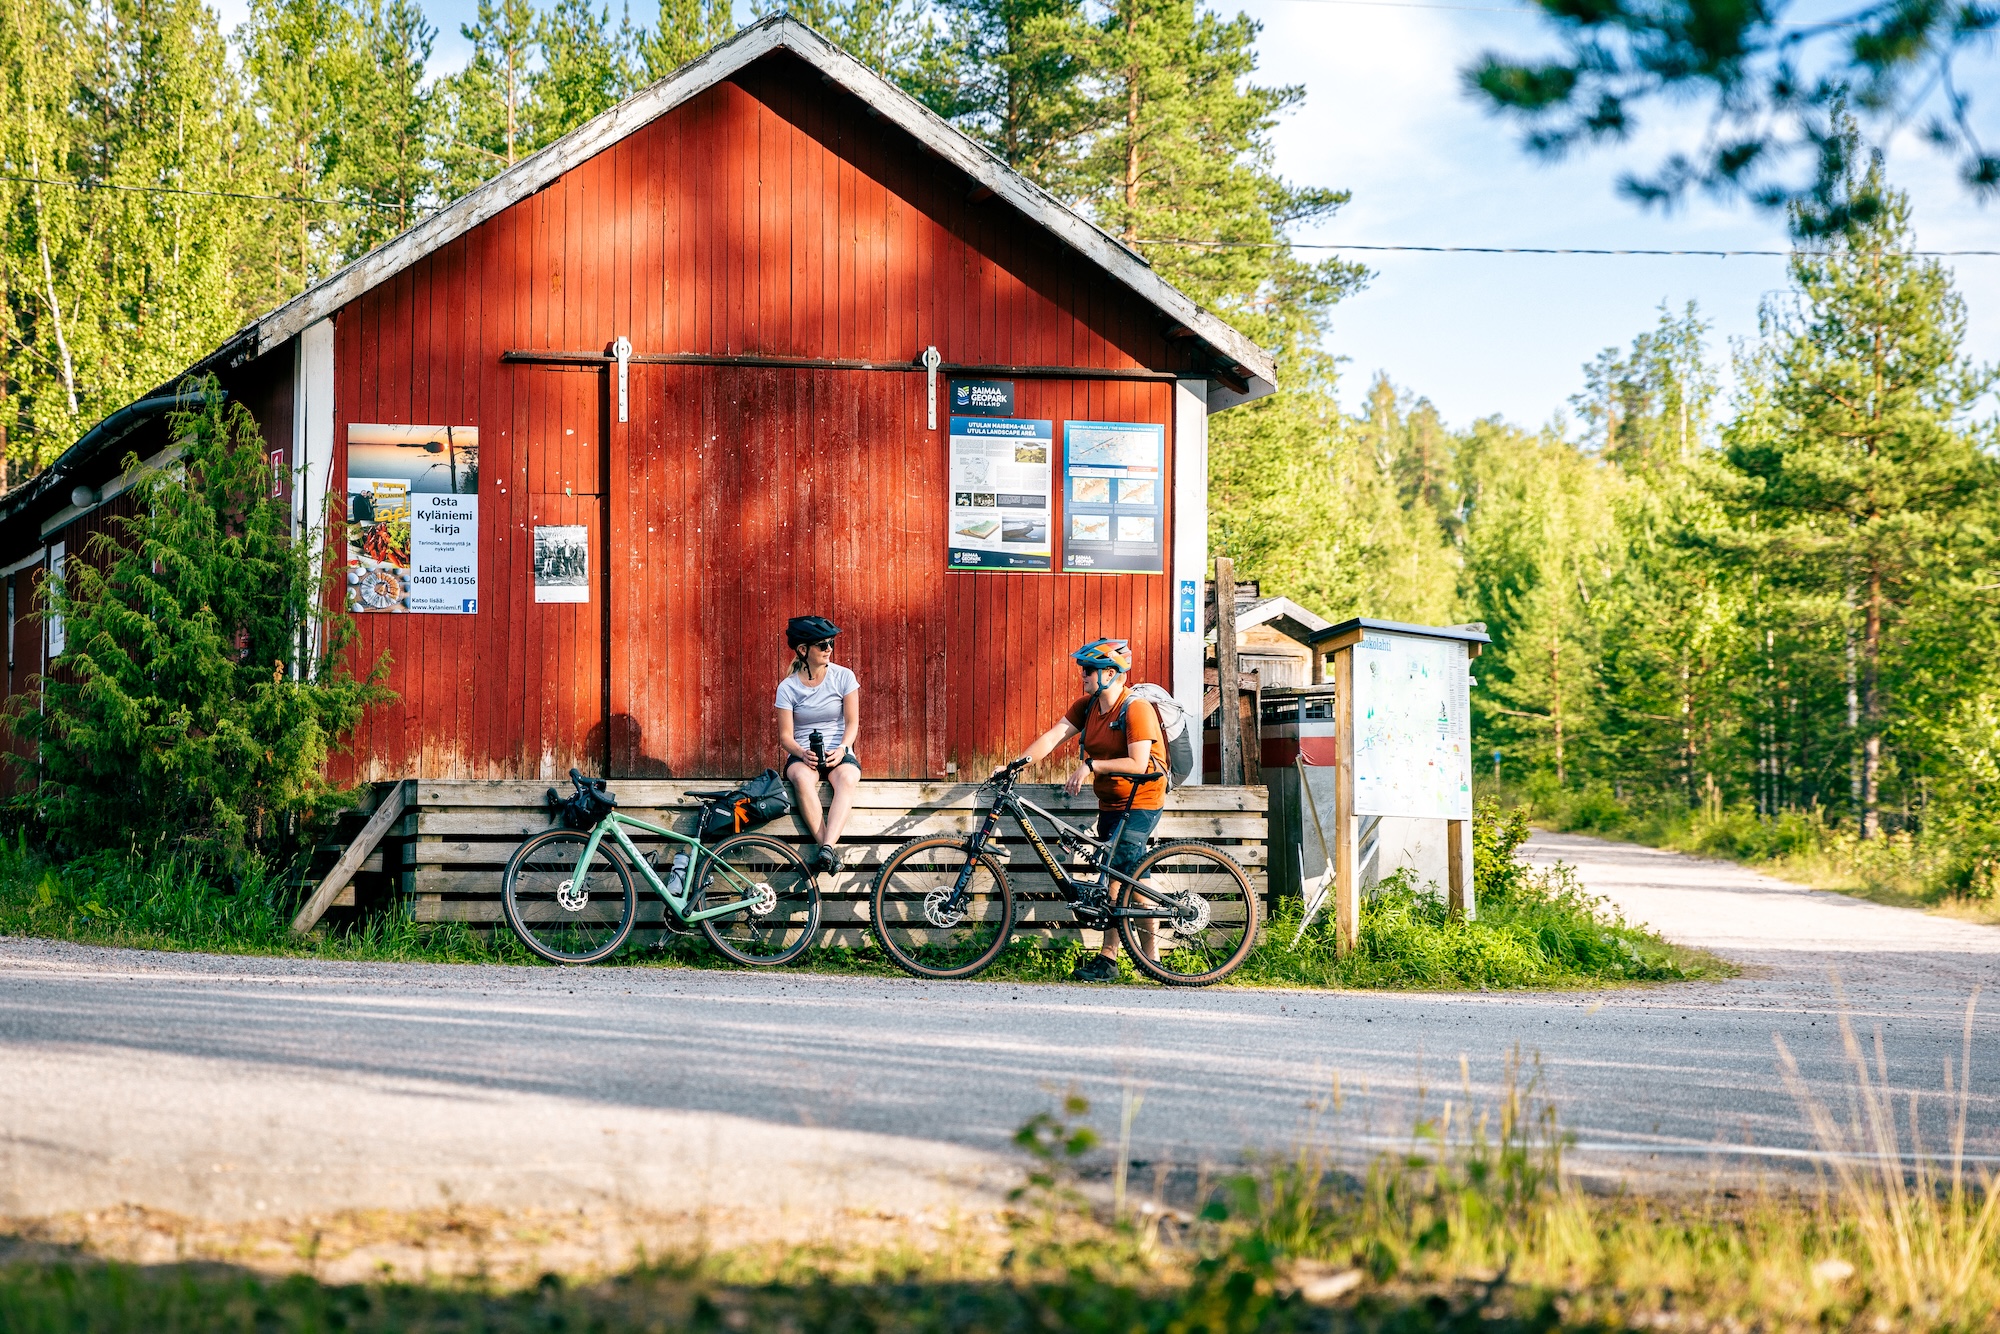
left=0, top=16, right=1279, bottom=550
left=251, top=14, right=1276, bottom=407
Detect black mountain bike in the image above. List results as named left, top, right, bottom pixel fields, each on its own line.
left=868, top=758, right=1259, bottom=986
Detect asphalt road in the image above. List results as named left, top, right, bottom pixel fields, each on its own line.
left=5, top=831, right=2000, bottom=1224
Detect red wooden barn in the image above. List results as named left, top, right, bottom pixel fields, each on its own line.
left=0, top=16, right=1276, bottom=794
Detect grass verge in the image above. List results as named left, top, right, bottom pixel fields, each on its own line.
left=0, top=803, right=1709, bottom=990
left=6, top=1011, right=1996, bottom=1332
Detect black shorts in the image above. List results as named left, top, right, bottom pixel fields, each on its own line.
left=784, top=749, right=861, bottom=782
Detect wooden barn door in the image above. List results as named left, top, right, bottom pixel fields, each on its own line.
left=519, top=363, right=609, bottom=778
left=608, top=365, right=945, bottom=779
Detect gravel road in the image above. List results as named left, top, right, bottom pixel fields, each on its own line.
left=5, top=830, right=2000, bottom=1226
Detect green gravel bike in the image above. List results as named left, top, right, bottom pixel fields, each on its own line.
left=500, top=769, right=820, bottom=966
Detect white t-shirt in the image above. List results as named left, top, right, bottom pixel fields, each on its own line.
left=774, top=664, right=858, bottom=750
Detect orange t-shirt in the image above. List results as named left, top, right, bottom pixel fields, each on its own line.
left=1063, top=690, right=1168, bottom=812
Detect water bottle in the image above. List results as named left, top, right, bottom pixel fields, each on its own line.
left=664, top=851, right=690, bottom=896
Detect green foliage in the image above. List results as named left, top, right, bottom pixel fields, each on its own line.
left=1243, top=799, right=1702, bottom=990
left=11, top=377, right=391, bottom=872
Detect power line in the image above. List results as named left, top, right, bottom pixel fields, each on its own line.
left=0, top=172, right=414, bottom=212
left=1136, top=238, right=2000, bottom=256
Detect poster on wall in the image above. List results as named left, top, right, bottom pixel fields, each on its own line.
left=947, top=416, right=1053, bottom=571
left=345, top=424, right=479, bottom=614
left=533, top=525, right=591, bottom=603
left=1351, top=631, right=1473, bottom=820
left=1061, top=420, right=1164, bottom=574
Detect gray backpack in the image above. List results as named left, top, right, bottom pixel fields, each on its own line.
left=1110, top=684, right=1195, bottom=788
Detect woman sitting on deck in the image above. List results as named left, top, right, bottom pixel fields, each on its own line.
left=774, top=615, right=861, bottom=876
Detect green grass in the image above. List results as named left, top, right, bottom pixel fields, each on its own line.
left=0, top=805, right=1708, bottom=990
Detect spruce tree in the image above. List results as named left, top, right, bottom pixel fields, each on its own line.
left=16, top=378, right=390, bottom=872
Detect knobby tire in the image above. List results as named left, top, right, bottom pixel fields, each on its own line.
left=870, top=835, right=1016, bottom=979
left=1117, top=840, right=1258, bottom=987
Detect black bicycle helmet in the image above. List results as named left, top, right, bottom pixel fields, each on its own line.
left=786, top=615, right=841, bottom=647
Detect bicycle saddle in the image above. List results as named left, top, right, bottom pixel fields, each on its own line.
left=686, top=789, right=736, bottom=802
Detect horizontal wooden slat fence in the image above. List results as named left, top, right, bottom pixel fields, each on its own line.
left=389, top=780, right=1268, bottom=948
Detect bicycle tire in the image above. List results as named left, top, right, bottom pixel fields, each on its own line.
left=870, top=835, right=1016, bottom=979
left=501, top=828, right=638, bottom=964
left=1117, top=840, right=1259, bottom=987
left=695, top=834, right=821, bottom=966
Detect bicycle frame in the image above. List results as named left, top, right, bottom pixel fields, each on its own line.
left=574, top=811, right=771, bottom=923
left=963, top=783, right=1177, bottom=921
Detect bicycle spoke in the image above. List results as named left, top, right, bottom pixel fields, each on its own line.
left=1120, top=841, right=1257, bottom=986
left=697, top=835, right=819, bottom=966
left=501, top=831, right=637, bottom=964
left=871, top=837, right=1014, bottom=979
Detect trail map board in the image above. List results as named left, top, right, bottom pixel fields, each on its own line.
left=1351, top=631, right=1472, bottom=819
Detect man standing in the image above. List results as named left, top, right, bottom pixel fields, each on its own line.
left=1011, top=638, right=1168, bottom=982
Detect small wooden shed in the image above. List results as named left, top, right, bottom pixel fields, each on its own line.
left=0, top=17, right=1275, bottom=930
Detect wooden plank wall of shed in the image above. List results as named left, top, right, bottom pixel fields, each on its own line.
left=331, top=53, right=1183, bottom=784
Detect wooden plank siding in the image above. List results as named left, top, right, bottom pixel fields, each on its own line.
left=329, top=53, right=1189, bottom=784
left=398, top=778, right=1269, bottom=948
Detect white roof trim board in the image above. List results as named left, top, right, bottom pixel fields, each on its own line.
left=248, top=15, right=1276, bottom=408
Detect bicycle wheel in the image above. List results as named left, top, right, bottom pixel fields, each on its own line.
left=696, top=834, right=820, bottom=966
left=871, top=836, right=1016, bottom=979
left=501, top=829, right=638, bottom=964
left=1118, top=840, right=1259, bottom=987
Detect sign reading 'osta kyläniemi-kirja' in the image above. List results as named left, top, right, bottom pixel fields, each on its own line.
left=345, top=424, right=479, bottom=614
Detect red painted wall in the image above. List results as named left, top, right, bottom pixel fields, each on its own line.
left=325, top=53, right=1185, bottom=781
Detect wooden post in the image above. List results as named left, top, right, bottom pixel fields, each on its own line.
left=1446, top=818, right=1475, bottom=919
left=292, top=780, right=409, bottom=934
left=1332, top=645, right=1359, bottom=952
left=1239, top=668, right=1261, bottom=785
left=1215, top=556, right=1241, bottom=785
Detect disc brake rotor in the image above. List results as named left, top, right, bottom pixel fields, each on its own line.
left=923, top=887, right=967, bottom=929
left=1163, top=888, right=1210, bottom=937
left=555, top=876, right=590, bottom=913
left=748, top=883, right=778, bottom=916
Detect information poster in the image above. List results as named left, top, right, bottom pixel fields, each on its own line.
left=1351, top=632, right=1472, bottom=819
left=948, top=416, right=1053, bottom=571
left=533, top=525, right=591, bottom=603
left=345, top=425, right=480, bottom=614
left=1061, top=420, right=1164, bottom=574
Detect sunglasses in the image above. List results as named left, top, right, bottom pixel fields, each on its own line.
left=808, top=639, right=835, bottom=651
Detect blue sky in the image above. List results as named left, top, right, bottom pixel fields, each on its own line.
left=219, top=0, right=1998, bottom=432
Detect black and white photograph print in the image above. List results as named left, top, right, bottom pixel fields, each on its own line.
left=532, top=525, right=590, bottom=603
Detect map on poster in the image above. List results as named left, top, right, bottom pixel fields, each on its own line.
left=948, top=416, right=1053, bottom=571
left=1351, top=631, right=1472, bottom=819
left=345, top=424, right=479, bottom=614
left=1062, top=420, right=1163, bottom=574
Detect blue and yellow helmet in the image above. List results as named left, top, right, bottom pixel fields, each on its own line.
left=1072, top=638, right=1131, bottom=673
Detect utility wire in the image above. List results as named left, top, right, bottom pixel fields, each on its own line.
left=1135, top=238, right=2000, bottom=256
left=0, top=172, right=414, bottom=212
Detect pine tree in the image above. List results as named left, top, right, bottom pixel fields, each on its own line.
left=438, top=0, right=540, bottom=193
left=636, top=0, right=732, bottom=80
left=534, top=0, right=636, bottom=141
left=913, top=0, right=1093, bottom=181
left=343, top=0, right=437, bottom=254
left=1720, top=159, right=1997, bottom=837
left=238, top=0, right=369, bottom=305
